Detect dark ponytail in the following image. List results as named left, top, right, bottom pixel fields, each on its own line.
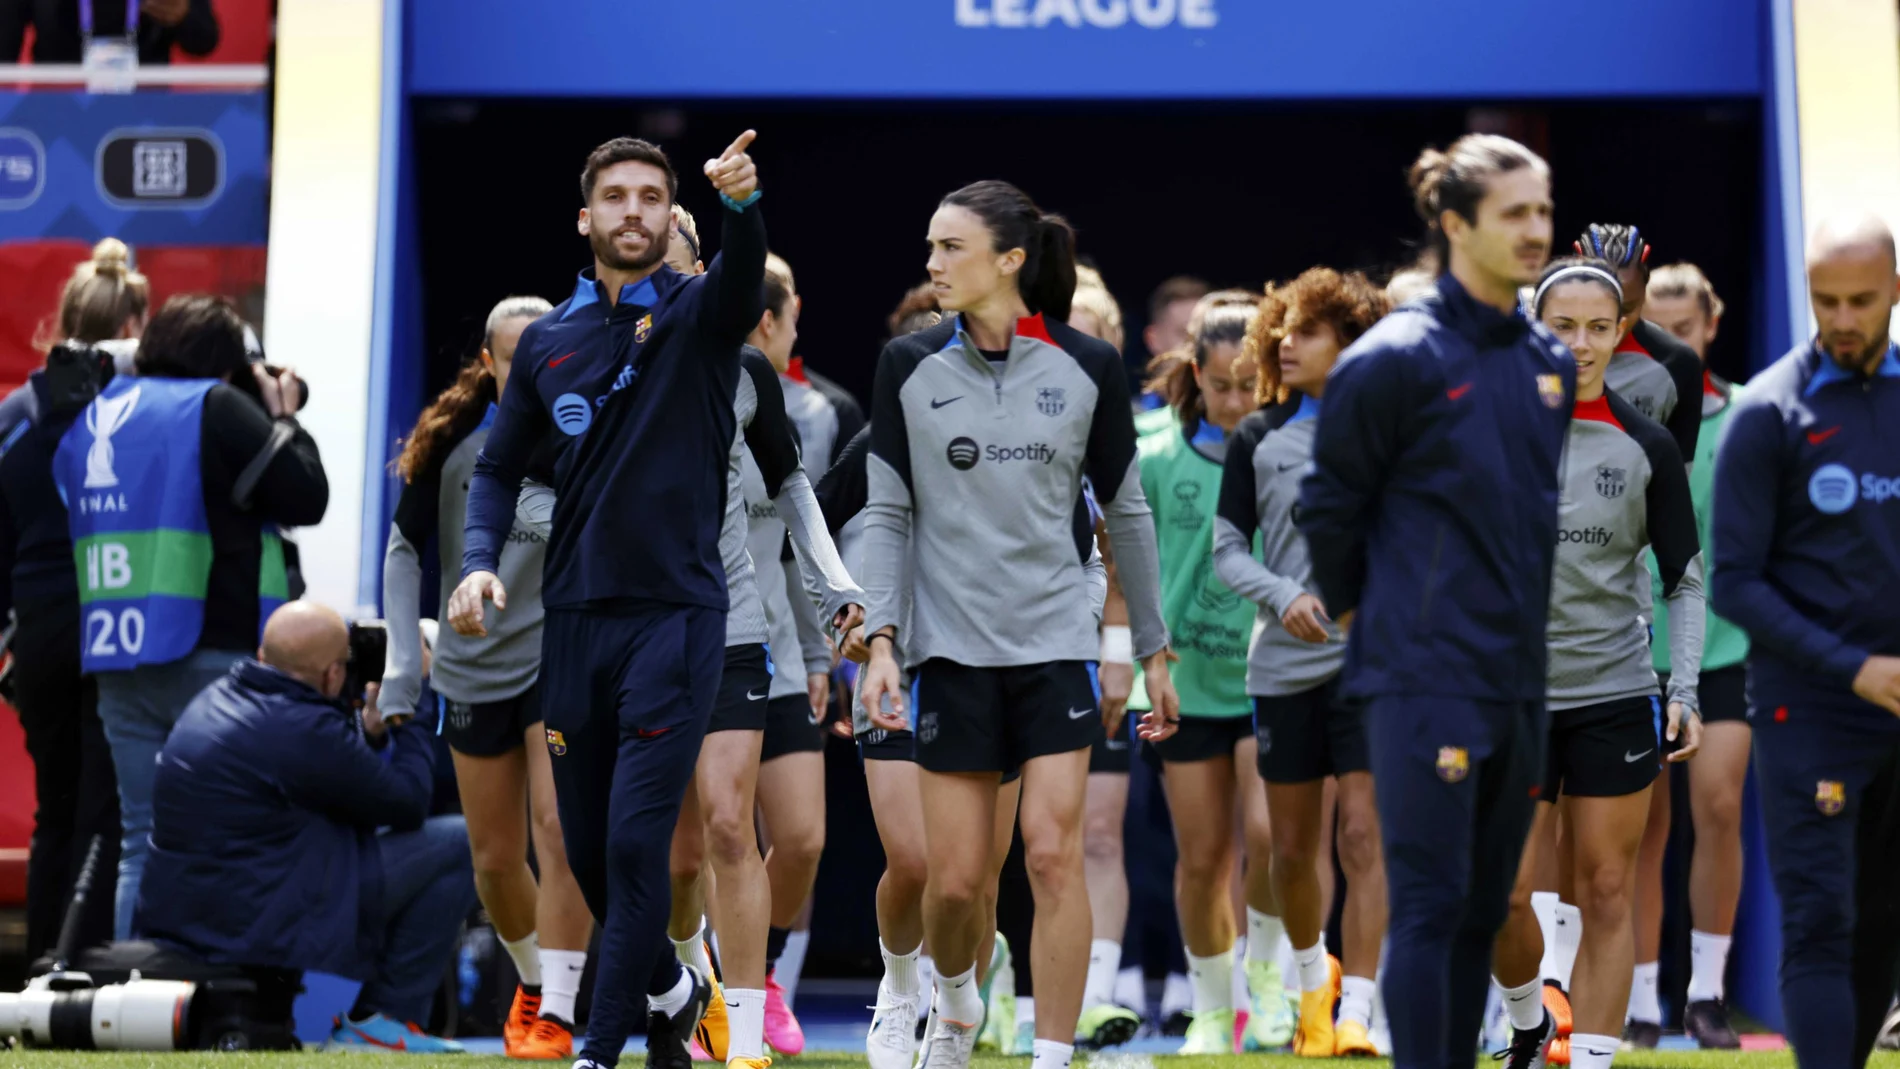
left=940, top=180, right=1077, bottom=320
left=1160, top=291, right=1259, bottom=426
left=1408, top=134, right=1547, bottom=267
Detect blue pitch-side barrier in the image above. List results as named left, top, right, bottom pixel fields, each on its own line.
left=369, top=0, right=1805, bottom=1030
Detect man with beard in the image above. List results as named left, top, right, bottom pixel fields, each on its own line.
left=1710, top=213, right=1900, bottom=1069
left=450, top=132, right=767, bottom=1069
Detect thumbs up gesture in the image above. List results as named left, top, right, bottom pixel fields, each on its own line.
left=705, top=129, right=760, bottom=202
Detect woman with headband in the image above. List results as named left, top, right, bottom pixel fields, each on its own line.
left=1488, top=258, right=1705, bottom=1069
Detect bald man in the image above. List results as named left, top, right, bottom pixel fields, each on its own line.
left=1709, top=213, right=1900, bottom=1069
left=136, top=602, right=477, bottom=1053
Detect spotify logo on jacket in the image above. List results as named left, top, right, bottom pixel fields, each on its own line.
left=946, top=437, right=980, bottom=470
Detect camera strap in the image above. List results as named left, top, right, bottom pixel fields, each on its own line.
left=232, top=420, right=295, bottom=510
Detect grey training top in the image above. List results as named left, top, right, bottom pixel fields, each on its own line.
left=1212, top=397, right=1347, bottom=697
left=383, top=415, right=545, bottom=713
left=1547, top=391, right=1704, bottom=712
left=1604, top=349, right=1678, bottom=430
left=862, top=316, right=1167, bottom=669
left=742, top=445, right=831, bottom=698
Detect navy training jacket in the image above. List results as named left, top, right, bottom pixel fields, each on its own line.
left=1710, top=341, right=1900, bottom=721
left=1298, top=273, right=1576, bottom=703
left=136, top=661, right=437, bottom=980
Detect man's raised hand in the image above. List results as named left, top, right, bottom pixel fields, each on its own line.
left=705, top=130, right=759, bottom=202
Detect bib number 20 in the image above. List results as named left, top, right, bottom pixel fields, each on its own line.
left=87, top=606, right=146, bottom=658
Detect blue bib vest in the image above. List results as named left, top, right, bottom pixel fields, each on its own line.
left=55, top=377, right=286, bottom=672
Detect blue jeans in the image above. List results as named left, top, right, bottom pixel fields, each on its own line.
left=99, top=648, right=249, bottom=940
left=357, top=815, right=477, bottom=1025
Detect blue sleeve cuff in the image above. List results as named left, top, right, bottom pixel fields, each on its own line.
left=721, top=190, right=763, bottom=212
left=1823, top=643, right=1872, bottom=691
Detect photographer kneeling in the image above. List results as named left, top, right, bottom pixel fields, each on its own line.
left=137, top=602, right=475, bottom=1053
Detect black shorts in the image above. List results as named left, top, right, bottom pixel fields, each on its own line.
left=763, top=693, right=826, bottom=761
left=1253, top=678, right=1367, bottom=784
left=858, top=726, right=916, bottom=762
left=1150, top=713, right=1252, bottom=764
left=441, top=681, right=541, bottom=757
left=912, top=659, right=1101, bottom=774
left=1686, top=663, right=1748, bottom=725
left=1544, top=694, right=1663, bottom=799
left=1090, top=721, right=1133, bottom=774
left=709, top=643, right=772, bottom=734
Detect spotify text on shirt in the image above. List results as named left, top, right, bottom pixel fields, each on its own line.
left=955, top=0, right=1217, bottom=30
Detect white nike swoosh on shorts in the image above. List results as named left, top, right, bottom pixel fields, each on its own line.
left=1068, top=707, right=1092, bottom=719
left=747, top=688, right=768, bottom=701
left=1624, top=749, right=1653, bottom=762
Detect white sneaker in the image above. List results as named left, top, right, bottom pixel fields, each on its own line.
left=868, top=980, right=923, bottom=1069
left=912, top=995, right=939, bottom=1069
left=919, top=1015, right=978, bottom=1069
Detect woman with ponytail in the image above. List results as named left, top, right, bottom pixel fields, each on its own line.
left=1126, top=290, right=1301, bottom=1055
left=0, top=237, right=148, bottom=961
left=380, top=295, right=592, bottom=1058
left=858, top=179, right=1179, bottom=1069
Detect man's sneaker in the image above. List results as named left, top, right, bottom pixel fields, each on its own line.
left=1621, top=1019, right=1662, bottom=1050
left=1547, top=1036, right=1570, bottom=1066
left=515, top=1016, right=574, bottom=1061
left=869, top=980, right=924, bottom=1069
left=764, top=970, right=805, bottom=1056
left=1292, top=955, right=1342, bottom=1057
left=1178, top=1009, right=1237, bottom=1055
left=919, top=1014, right=979, bottom=1069
left=1683, top=999, right=1741, bottom=1050
left=1244, top=958, right=1298, bottom=1050
left=1075, top=1002, right=1140, bottom=1049
left=976, top=934, right=1015, bottom=1053
left=326, top=1013, right=466, bottom=1054
left=504, top=985, right=543, bottom=1054
left=729, top=1058, right=773, bottom=1069
left=1490, top=1009, right=1554, bottom=1069
left=696, top=953, right=730, bottom=1062
left=1010, top=1018, right=1034, bottom=1056
left=1542, top=982, right=1573, bottom=1038
left=647, top=965, right=715, bottom=1069
left=1878, top=1000, right=1900, bottom=1051
left=1334, top=1019, right=1378, bottom=1058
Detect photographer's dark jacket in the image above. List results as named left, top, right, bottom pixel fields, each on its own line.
left=137, top=660, right=436, bottom=979
left=0, top=365, right=98, bottom=636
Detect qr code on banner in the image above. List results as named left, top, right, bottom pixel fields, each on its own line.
left=133, top=140, right=188, bottom=197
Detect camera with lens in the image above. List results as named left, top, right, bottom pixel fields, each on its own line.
left=344, top=618, right=387, bottom=707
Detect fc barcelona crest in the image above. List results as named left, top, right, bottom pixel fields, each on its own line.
left=1595, top=466, right=1627, bottom=499
left=1537, top=374, right=1565, bottom=409
left=634, top=314, right=652, bottom=344
left=546, top=728, right=568, bottom=756
left=1436, top=746, right=1469, bottom=783
left=1037, top=387, right=1066, bottom=416
left=1817, top=779, right=1845, bottom=816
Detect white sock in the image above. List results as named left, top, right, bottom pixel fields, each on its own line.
left=1551, top=903, right=1582, bottom=992
left=540, top=949, right=586, bottom=1025
left=1018, top=996, right=1036, bottom=1031
left=1530, top=891, right=1560, bottom=982
left=1161, top=972, right=1192, bottom=1016
left=1085, top=940, right=1121, bottom=1009
left=919, top=955, right=937, bottom=994
left=673, top=924, right=715, bottom=977
left=1570, top=1032, right=1619, bottom=1069
left=502, top=931, right=541, bottom=987
left=1187, top=948, right=1236, bottom=1012
left=1688, top=930, right=1732, bottom=1003
left=1031, top=1038, right=1074, bottom=1069
left=1246, top=908, right=1284, bottom=962
left=881, top=940, right=922, bottom=997
left=779, top=929, right=811, bottom=1006
left=938, top=965, right=983, bottom=1027
left=1497, top=976, right=1545, bottom=1032
left=1294, top=942, right=1330, bottom=993
left=1114, top=966, right=1144, bottom=1012
left=651, top=966, right=693, bottom=1017
left=1230, top=937, right=1250, bottom=1010
left=725, top=987, right=765, bottom=1061
left=1628, top=961, right=1661, bottom=1025
left=1278, top=936, right=1299, bottom=995
left=1338, top=976, right=1376, bottom=1028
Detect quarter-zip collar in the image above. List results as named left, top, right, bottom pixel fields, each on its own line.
left=1429, top=272, right=1531, bottom=349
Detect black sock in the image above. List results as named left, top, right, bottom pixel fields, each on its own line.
left=765, top=926, right=791, bottom=973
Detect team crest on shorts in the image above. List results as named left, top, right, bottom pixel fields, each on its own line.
left=1037, top=387, right=1066, bottom=416
left=634, top=314, right=652, bottom=344
left=1436, top=746, right=1469, bottom=783
left=545, top=728, right=568, bottom=756
left=1816, top=779, right=1845, bottom=816
left=1537, top=374, right=1565, bottom=409
left=917, top=712, right=939, bottom=745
